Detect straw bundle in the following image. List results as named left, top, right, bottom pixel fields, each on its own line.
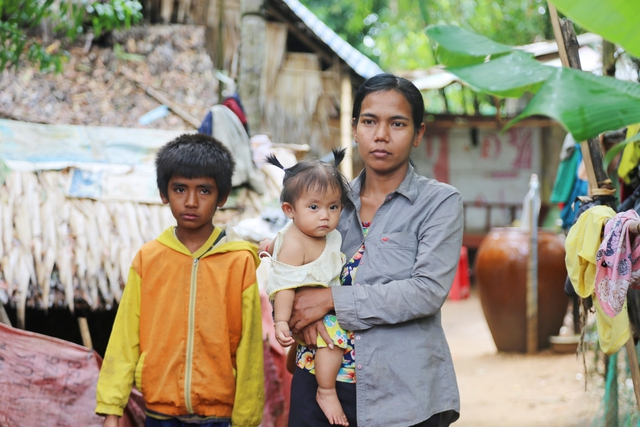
left=0, top=166, right=280, bottom=328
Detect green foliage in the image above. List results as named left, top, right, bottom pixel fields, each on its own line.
left=0, top=0, right=142, bottom=72
left=300, top=0, right=553, bottom=71
left=427, top=25, right=640, bottom=141
left=550, top=0, right=640, bottom=59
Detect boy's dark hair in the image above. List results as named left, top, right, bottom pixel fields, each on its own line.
left=265, top=148, right=350, bottom=206
left=156, top=133, right=235, bottom=202
left=352, top=73, right=425, bottom=132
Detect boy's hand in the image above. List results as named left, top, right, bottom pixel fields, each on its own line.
left=275, top=321, right=295, bottom=347
left=102, top=415, right=119, bottom=427
left=258, top=238, right=273, bottom=256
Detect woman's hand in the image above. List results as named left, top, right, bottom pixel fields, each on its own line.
left=289, top=287, right=334, bottom=335
left=296, top=319, right=334, bottom=349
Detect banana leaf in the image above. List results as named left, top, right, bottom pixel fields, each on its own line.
left=426, top=25, right=513, bottom=67
left=550, top=0, right=640, bottom=59
left=426, top=25, right=640, bottom=141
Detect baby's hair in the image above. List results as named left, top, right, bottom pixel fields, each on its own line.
left=266, top=148, right=349, bottom=206
left=156, top=133, right=235, bottom=202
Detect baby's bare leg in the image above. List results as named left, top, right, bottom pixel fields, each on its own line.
left=315, top=346, right=348, bottom=426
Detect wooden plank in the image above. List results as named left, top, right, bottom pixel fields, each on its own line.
left=340, top=73, right=353, bottom=180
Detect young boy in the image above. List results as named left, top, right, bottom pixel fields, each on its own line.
left=96, top=134, right=264, bottom=427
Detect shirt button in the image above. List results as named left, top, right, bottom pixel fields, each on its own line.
left=357, top=364, right=363, bottom=370
left=356, top=335, right=361, bottom=341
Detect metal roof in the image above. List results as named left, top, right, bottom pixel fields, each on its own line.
left=280, top=0, right=384, bottom=79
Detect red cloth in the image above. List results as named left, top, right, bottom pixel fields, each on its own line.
left=222, top=97, right=248, bottom=132
left=260, top=291, right=292, bottom=426
left=0, top=322, right=144, bottom=426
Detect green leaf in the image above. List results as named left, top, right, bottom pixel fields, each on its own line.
left=604, top=133, right=640, bottom=170
left=550, top=0, right=640, bottom=58
left=447, top=50, right=556, bottom=98
left=506, top=68, right=640, bottom=141
left=426, top=24, right=513, bottom=67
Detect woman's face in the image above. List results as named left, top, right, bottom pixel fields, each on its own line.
left=353, top=90, right=425, bottom=177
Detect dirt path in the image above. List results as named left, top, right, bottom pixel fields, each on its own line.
left=441, top=289, right=602, bottom=426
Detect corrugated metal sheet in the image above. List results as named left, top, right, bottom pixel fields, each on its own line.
left=281, top=0, right=384, bottom=79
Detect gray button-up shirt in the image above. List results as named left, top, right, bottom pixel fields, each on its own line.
left=332, top=164, right=463, bottom=427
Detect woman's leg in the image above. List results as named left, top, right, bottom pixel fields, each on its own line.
left=411, top=413, right=441, bottom=427
left=289, top=368, right=357, bottom=427
left=315, top=346, right=348, bottom=425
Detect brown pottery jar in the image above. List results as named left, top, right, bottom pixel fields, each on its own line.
left=474, top=227, right=568, bottom=352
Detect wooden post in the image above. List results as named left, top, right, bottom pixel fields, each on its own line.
left=548, top=4, right=635, bottom=419
left=238, top=0, right=266, bottom=136
left=77, top=317, right=93, bottom=349
left=340, top=74, right=353, bottom=180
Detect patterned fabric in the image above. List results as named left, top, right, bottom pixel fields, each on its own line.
left=595, top=210, right=640, bottom=317
left=296, top=222, right=371, bottom=383
left=316, top=314, right=349, bottom=349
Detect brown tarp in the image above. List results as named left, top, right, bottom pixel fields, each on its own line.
left=0, top=323, right=144, bottom=427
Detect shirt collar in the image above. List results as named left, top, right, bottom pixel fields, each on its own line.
left=348, top=163, right=419, bottom=205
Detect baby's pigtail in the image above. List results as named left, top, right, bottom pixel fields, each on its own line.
left=332, top=148, right=347, bottom=167
left=265, top=153, right=285, bottom=170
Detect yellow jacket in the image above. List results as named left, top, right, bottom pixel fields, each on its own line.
left=96, top=226, right=264, bottom=426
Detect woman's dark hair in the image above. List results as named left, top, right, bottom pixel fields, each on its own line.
left=266, top=148, right=350, bottom=206
left=156, top=133, right=235, bottom=202
left=352, top=73, right=424, bottom=131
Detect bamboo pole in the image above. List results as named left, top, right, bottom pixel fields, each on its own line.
left=340, top=74, right=354, bottom=180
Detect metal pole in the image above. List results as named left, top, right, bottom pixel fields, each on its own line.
left=526, top=174, right=540, bottom=354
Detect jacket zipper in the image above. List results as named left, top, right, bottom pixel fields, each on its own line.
left=185, top=257, right=199, bottom=413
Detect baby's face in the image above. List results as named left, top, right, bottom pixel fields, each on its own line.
left=289, top=186, right=342, bottom=238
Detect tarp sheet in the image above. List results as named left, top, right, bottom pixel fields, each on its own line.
left=0, top=323, right=144, bottom=427
left=0, top=118, right=186, bottom=204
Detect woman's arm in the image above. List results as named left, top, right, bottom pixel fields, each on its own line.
left=332, top=191, right=464, bottom=331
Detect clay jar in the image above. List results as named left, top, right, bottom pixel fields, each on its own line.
left=475, top=227, right=568, bottom=353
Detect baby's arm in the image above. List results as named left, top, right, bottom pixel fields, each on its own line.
left=273, top=289, right=296, bottom=347
left=272, top=230, right=306, bottom=347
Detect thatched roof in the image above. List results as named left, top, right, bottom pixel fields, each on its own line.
left=0, top=119, right=283, bottom=327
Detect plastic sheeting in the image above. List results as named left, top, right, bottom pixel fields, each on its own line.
left=0, top=323, right=144, bottom=427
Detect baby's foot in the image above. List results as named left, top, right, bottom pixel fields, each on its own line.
left=316, top=387, right=349, bottom=426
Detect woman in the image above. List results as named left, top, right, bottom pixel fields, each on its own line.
left=287, top=73, right=463, bottom=427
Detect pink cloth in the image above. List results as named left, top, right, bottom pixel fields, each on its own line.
left=595, top=210, right=640, bottom=317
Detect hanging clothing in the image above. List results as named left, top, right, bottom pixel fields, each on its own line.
left=595, top=210, right=640, bottom=317
left=551, top=142, right=580, bottom=204
left=565, top=205, right=630, bottom=354
left=618, top=124, right=640, bottom=186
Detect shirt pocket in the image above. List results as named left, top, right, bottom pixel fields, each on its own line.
left=375, top=231, right=417, bottom=281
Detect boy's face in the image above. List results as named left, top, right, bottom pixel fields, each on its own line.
left=160, top=175, right=227, bottom=234
left=282, top=186, right=342, bottom=238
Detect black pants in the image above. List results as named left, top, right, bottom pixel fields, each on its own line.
left=288, top=368, right=441, bottom=427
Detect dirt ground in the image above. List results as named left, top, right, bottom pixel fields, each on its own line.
left=441, top=288, right=603, bottom=427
